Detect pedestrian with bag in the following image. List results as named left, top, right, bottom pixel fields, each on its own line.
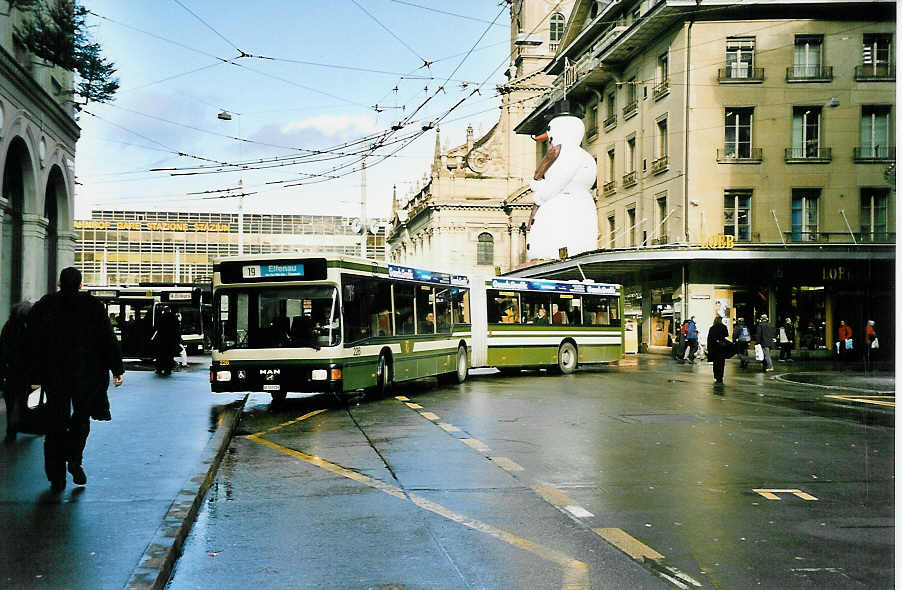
left=865, top=320, right=878, bottom=364
left=153, top=306, right=181, bottom=376
left=28, top=267, right=124, bottom=492
left=778, top=317, right=795, bottom=362
left=0, top=301, right=32, bottom=443
left=674, top=319, right=689, bottom=360
left=706, top=315, right=731, bottom=384
left=735, top=317, right=751, bottom=369
left=754, top=314, right=776, bottom=372
left=680, top=316, right=699, bottom=363
left=837, top=320, right=853, bottom=362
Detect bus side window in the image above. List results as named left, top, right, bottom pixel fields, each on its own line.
left=394, top=283, right=416, bottom=335
left=521, top=292, right=551, bottom=325
left=435, top=287, right=452, bottom=332
left=416, top=285, right=435, bottom=334
left=452, top=288, right=470, bottom=325
left=487, top=290, right=519, bottom=324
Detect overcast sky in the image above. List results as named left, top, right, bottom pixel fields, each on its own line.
left=74, top=0, right=513, bottom=220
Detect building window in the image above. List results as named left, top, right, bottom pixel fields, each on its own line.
left=791, top=189, right=820, bottom=242
left=627, top=208, right=636, bottom=247
left=860, top=189, right=889, bottom=241
left=550, top=12, right=565, bottom=49
left=623, top=77, right=638, bottom=118
left=586, top=102, right=598, bottom=137
left=861, top=33, right=892, bottom=75
left=724, top=36, right=756, bottom=79
left=604, top=90, right=616, bottom=127
left=654, top=52, right=669, bottom=98
left=656, top=194, right=667, bottom=242
left=724, top=108, right=753, bottom=158
left=723, top=190, right=751, bottom=242
left=791, top=106, right=822, bottom=158
left=657, top=118, right=667, bottom=157
left=608, top=215, right=616, bottom=248
left=858, top=105, right=892, bottom=159
left=606, top=148, right=615, bottom=182
left=626, top=137, right=636, bottom=172
left=792, top=35, right=824, bottom=78
left=476, top=232, right=494, bottom=265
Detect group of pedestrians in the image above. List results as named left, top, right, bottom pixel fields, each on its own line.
left=0, top=267, right=125, bottom=492
left=676, top=312, right=881, bottom=384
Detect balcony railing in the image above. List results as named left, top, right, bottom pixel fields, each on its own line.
left=718, top=66, right=765, bottom=82
left=717, top=147, right=763, bottom=163
left=651, top=155, right=668, bottom=174
left=549, top=42, right=560, bottom=53
left=622, top=100, right=638, bottom=119
left=653, top=79, right=669, bottom=100
left=603, top=113, right=617, bottom=129
left=784, top=231, right=896, bottom=244
left=784, top=147, right=832, bottom=162
left=786, top=65, right=833, bottom=81
left=854, top=63, right=895, bottom=81
left=603, top=180, right=616, bottom=195
left=651, top=235, right=669, bottom=245
left=853, top=146, right=895, bottom=162
left=622, top=171, right=637, bottom=187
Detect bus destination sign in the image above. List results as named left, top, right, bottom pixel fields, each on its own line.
left=242, top=263, right=305, bottom=279
left=491, top=278, right=618, bottom=296
left=388, top=264, right=469, bottom=287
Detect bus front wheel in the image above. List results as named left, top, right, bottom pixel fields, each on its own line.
left=438, top=345, right=468, bottom=385
left=557, top=342, right=578, bottom=374
left=373, top=353, right=392, bottom=396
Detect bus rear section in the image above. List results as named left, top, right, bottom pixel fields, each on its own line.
left=470, top=277, right=624, bottom=374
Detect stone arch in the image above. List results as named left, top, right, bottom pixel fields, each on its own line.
left=44, top=164, right=67, bottom=293
left=1, top=135, right=36, bottom=315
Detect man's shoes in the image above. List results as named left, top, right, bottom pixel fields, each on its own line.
left=50, top=479, right=66, bottom=492
left=68, top=464, right=87, bottom=486
left=3, top=431, right=15, bottom=444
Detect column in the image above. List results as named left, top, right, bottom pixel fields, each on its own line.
left=21, top=214, right=49, bottom=301
left=641, top=285, right=653, bottom=353
left=0, top=197, right=6, bottom=321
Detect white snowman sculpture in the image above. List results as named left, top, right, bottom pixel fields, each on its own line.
left=527, top=115, right=598, bottom=260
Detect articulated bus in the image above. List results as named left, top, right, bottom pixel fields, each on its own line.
left=209, top=254, right=624, bottom=401
left=85, top=285, right=206, bottom=359
left=210, top=255, right=471, bottom=402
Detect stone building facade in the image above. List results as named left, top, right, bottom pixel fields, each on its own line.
left=0, top=6, right=79, bottom=321
left=387, top=0, right=576, bottom=277
left=511, top=0, right=895, bottom=355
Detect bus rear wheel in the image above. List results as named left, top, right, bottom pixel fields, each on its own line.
left=438, top=345, right=468, bottom=385
left=557, top=342, right=578, bottom=374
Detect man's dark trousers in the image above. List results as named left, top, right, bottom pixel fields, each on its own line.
left=43, top=392, right=91, bottom=482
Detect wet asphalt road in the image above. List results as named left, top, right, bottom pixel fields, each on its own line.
left=0, top=359, right=243, bottom=590
left=168, top=357, right=894, bottom=590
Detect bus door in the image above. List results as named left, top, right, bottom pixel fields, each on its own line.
left=120, top=297, right=156, bottom=359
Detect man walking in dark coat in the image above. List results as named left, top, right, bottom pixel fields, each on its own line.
left=706, top=315, right=730, bottom=384
left=28, top=267, right=124, bottom=492
left=754, top=314, right=776, bottom=372
left=1, top=301, right=32, bottom=443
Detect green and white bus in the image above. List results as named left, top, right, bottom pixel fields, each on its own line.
left=468, top=277, right=624, bottom=374
left=210, top=255, right=471, bottom=401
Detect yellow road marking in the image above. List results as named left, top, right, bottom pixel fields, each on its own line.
left=461, top=438, right=491, bottom=453
left=405, top=402, right=423, bottom=409
left=753, top=488, right=818, bottom=501
left=534, top=485, right=578, bottom=507
left=248, top=425, right=589, bottom=589
left=395, top=396, right=410, bottom=401
left=438, top=423, right=461, bottom=433
left=593, top=528, right=664, bottom=561
left=491, top=456, right=525, bottom=472
left=420, top=412, right=440, bottom=421
left=251, top=409, right=327, bottom=437
left=825, top=394, right=895, bottom=407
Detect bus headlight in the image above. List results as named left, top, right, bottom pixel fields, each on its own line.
left=311, top=369, right=327, bottom=381
left=216, top=371, right=232, bottom=382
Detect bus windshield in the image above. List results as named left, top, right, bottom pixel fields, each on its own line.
left=216, top=285, right=340, bottom=350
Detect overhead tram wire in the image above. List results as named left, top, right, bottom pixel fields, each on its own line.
left=349, top=0, right=429, bottom=66
left=172, top=0, right=246, bottom=55
left=389, top=0, right=508, bottom=27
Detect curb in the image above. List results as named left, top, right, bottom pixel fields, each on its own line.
left=773, top=372, right=895, bottom=395
left=125, top=394, right=248, bottom=590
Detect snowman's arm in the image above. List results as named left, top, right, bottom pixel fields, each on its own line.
left=528, top=150, right=582, bottom=206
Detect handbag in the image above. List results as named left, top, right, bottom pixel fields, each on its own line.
left=16, top=387, right=49, bottom=435
left=754, top=343, right=764, bottom=361
left=720, top=339, right=736, bottom=359
left=844, top=338, right=854, bottom=350
left=870, top=338, right=879, bottom=350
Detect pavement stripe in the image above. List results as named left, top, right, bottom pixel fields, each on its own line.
left=460, top=438, right=491, bottom=453
left=563, top=505, right=595, bottom=518
left=824, top=394, right=895, bottom=407
left=254, top=409, right=327, bottom=437
left=490, top=456, right=525, bottom=472
left=593, top=528, right=665, bottom=561
left=753, top=488, right=818, bottom=501
left=420, top=411, right=440, bottom=421
left=405, top=402, right=423, bottom=409
left=534, top=484, right=579, bottom=507
left=249, top=434, right=589, bottom=590
left=395, top=396, right=410, bottom=401
left=438, top=422, right=461, bottom=433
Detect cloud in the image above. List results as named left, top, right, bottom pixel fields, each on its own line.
left=280, top=114, right=380, bottom=138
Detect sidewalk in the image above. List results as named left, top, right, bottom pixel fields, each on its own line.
left=0, top=366, right=244, bottom=590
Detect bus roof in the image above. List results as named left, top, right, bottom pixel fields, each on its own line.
left=489, top=277, right=620, bottom=296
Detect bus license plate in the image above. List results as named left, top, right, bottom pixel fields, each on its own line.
left=263, top=384, right=280, bottom=391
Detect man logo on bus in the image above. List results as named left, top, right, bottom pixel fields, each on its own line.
left=261, top=369, right=280, bottom=381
